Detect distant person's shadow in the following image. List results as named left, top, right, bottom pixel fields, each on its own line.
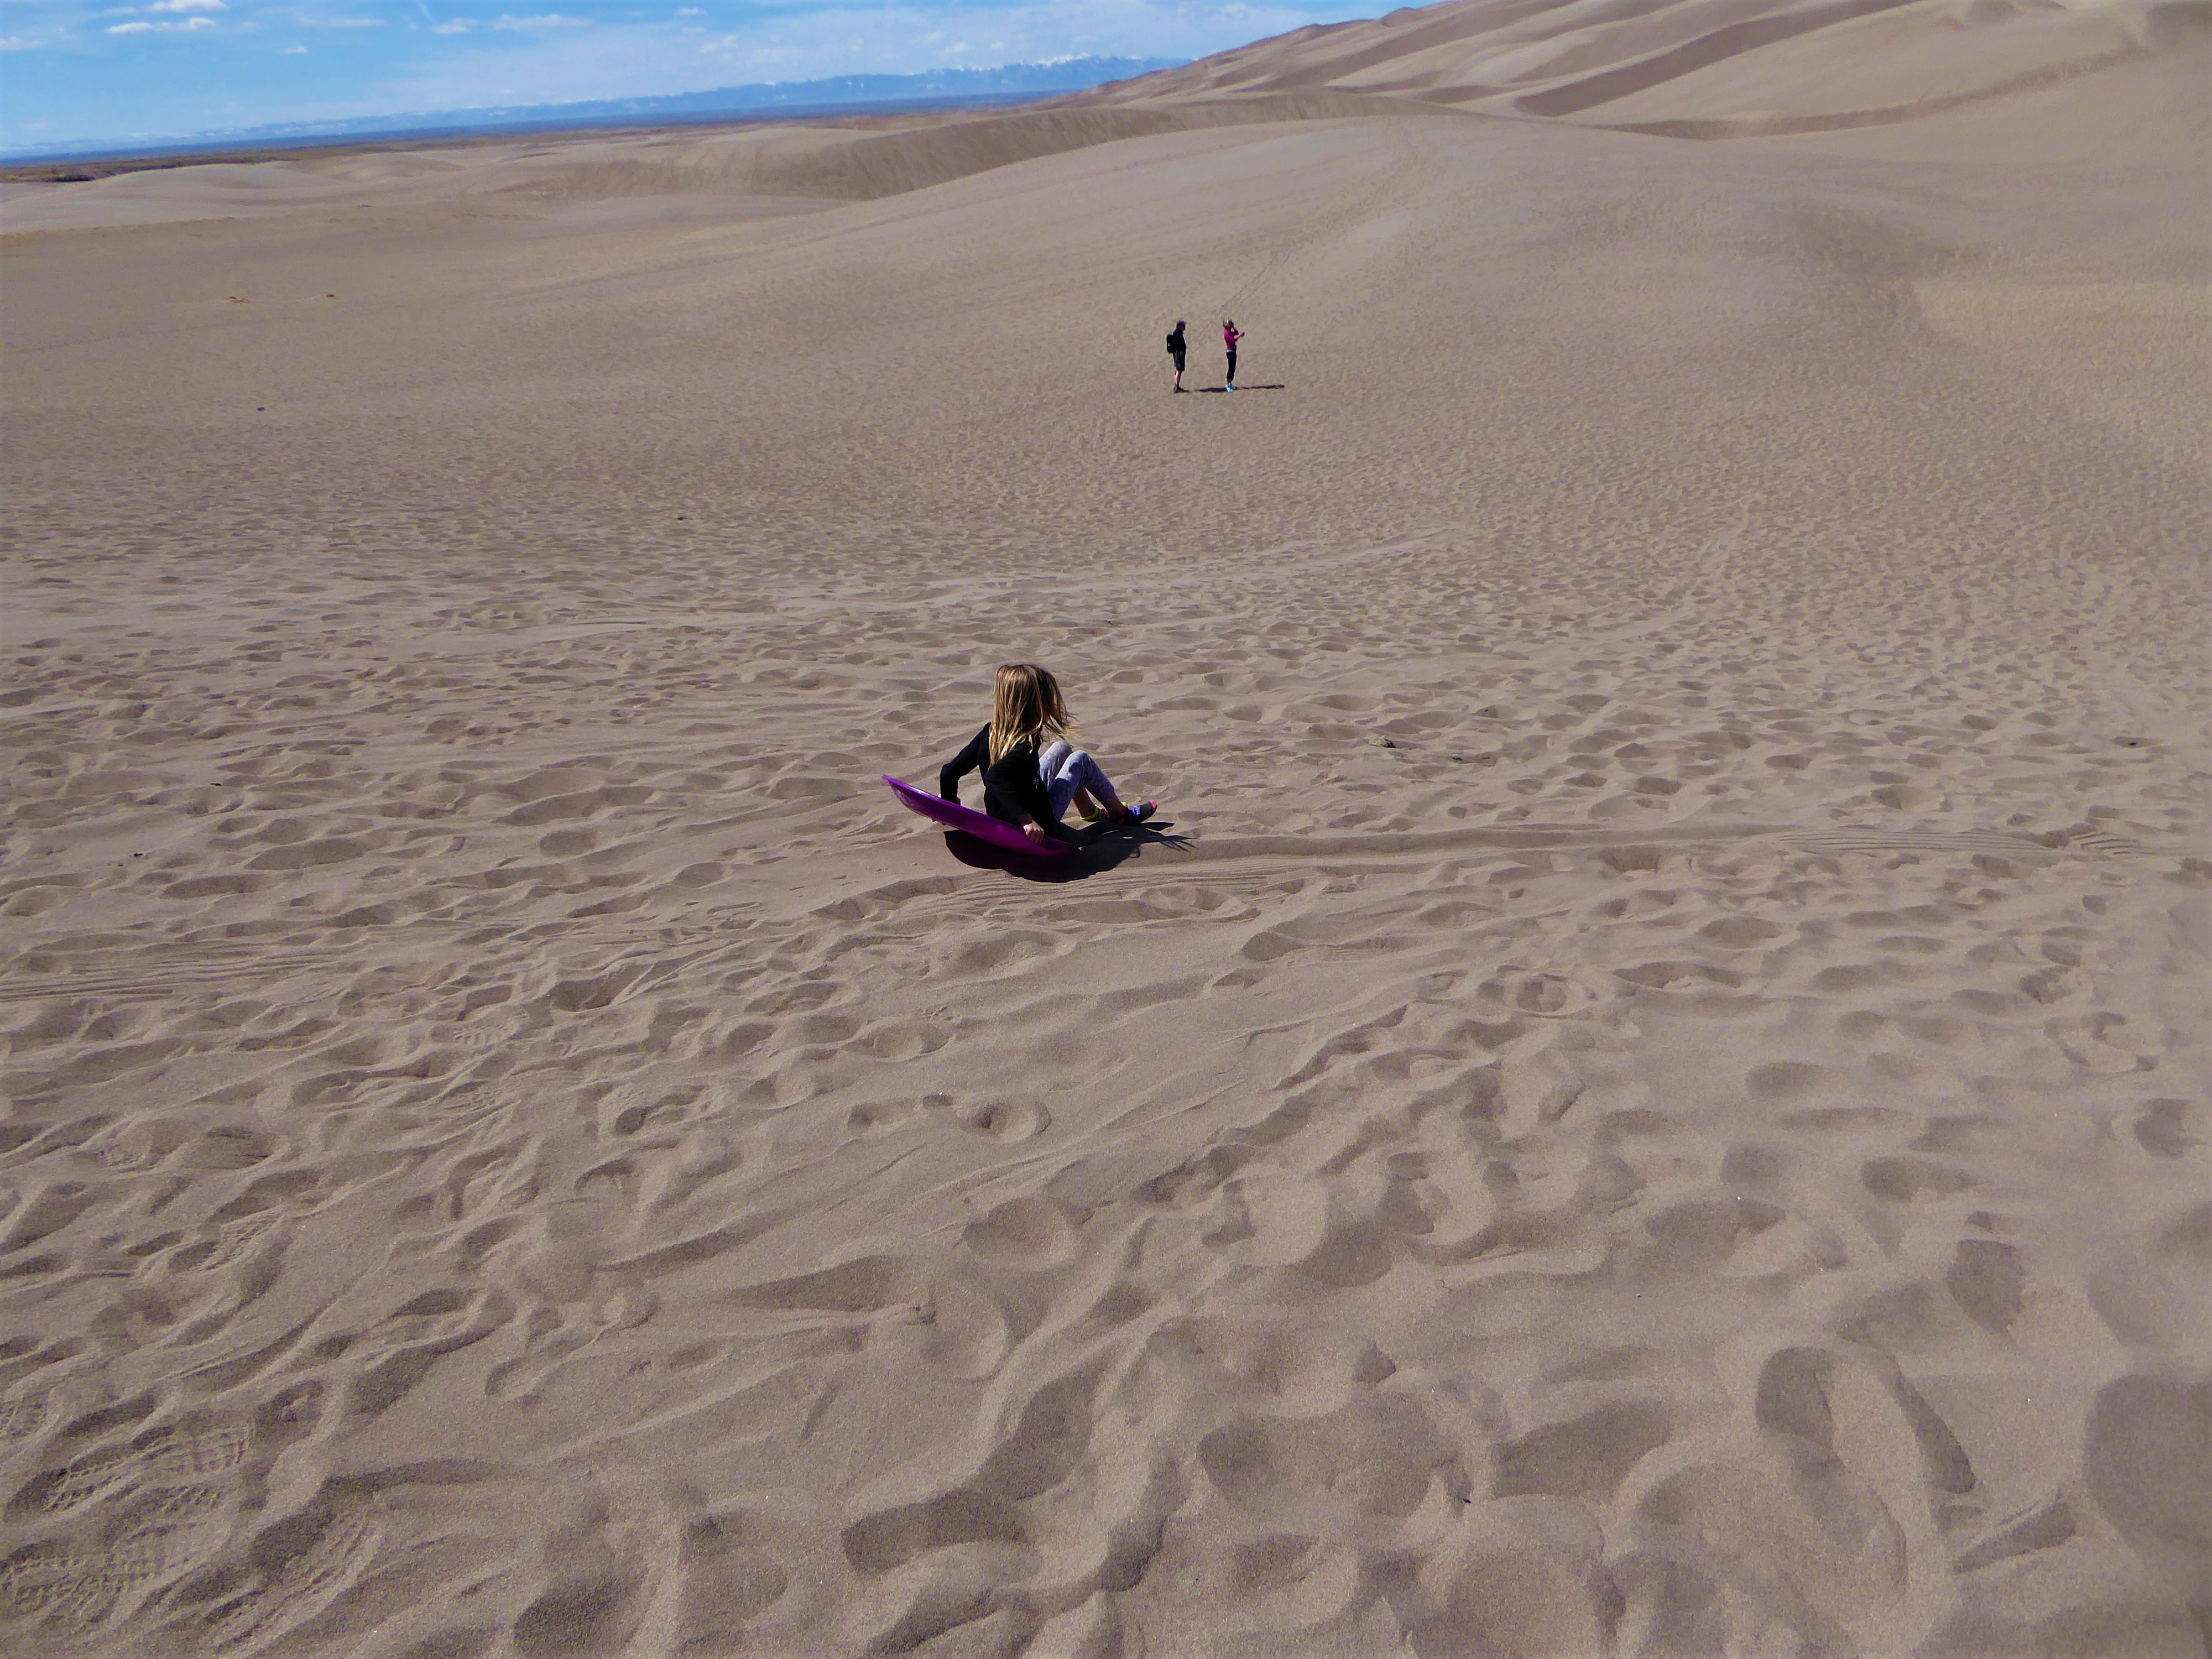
left=1198, top=384, right=1286, bottom=393
left=942, top=817, right=1188, bottom=880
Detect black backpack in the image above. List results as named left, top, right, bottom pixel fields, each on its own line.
left=1166, top=330, right=1182, bottom=353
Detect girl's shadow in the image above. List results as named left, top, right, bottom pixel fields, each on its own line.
left=942, top=818, right=1188, bottom=880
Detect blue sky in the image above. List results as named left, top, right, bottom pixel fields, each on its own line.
left=1, top=0, right=1366, bottom=154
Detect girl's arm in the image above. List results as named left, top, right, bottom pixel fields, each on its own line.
left=939, top=726, right=990, bottom=800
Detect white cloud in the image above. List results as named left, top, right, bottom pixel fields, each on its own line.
left=492, top=13, right=590, bottom=29
left=431, top=18, right=469, bottom=30
left=676, top=6, right=703, bottom=13
left=377, top=2, right=1320, bottom=116
left=106, top=15, right=215, bottom=29
left=281, top=42, right=306, bottom=51
left=148, top=0, right=227, bottom=12
left=7, top=0, right=1317, bottom=159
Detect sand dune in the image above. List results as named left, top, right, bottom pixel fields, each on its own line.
left=0, top=95, right=1447, bottom=237
left=8, top=0, right=2201, bottom=239
left=1078, top=0, right=2204, bottom=136
left=2, top=4, right=2208, bottom=1657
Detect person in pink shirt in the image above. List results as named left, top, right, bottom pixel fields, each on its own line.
left=1222, top=320, right=1244, bottom=389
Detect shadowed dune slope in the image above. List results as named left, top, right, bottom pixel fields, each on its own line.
left=1077, top=0, right=2208, bottom=136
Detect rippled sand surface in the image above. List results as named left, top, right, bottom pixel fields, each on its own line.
left=2, top=12, right=2206, bottom=1656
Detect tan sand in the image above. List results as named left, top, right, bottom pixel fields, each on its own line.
left=2, top=5, right=2207, bottom=1655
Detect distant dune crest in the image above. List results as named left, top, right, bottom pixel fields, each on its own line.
left=8, top=0, right=2206, bottom=230
left=1073, top=0, right=2209, bottom=137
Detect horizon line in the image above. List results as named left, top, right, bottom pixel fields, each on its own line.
left=0, top=55, right=1185, bottom=166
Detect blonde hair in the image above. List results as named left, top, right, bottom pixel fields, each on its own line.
left=989, top=663, right=1070, bottom=764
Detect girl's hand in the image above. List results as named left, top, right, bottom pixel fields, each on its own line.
left=1024, top=822, right=1048, bottom=846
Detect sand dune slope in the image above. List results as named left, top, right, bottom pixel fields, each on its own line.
left=2, top=22, right=2208, bottom=1659
left=0, top=94, right=1448, bottom=236
left=1081, top=0, right=2206, bottom=135
left=8, top=0, right=2201, bottom=239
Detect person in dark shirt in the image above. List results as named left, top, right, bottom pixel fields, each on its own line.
left=940, top=664, right=1156, bottom=846
left=1166, top=320, right=1188, bottom=393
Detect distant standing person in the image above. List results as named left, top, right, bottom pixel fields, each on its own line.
left=1222, top=319, right=1244, bottom=390
left=1166, top=320, right=1188, bottom=393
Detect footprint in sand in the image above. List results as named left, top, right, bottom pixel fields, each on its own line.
left=923, top=1093, right=1050, bottom=1142
left=6, top=1415, right=251, bottom=1524
left=1699, top=916, right=1788, bottom=949
left=1473, top=968, right=1603, bottom=1018
left=961, top=1196, right=1081, bottom=1268
left=2132, top=1099, right=2202, bottom=1160
left=668, top=1509, right=792, bottom=1651
left=844, top=1098, right=915, bottom=1138
left=2083, top=1373, right=2212, bottom=1621
left=1861, top=1154, right=1978, bottom=1203
left=1197, top=1391, right=1462, bottom=1530
left=1616, top=959, right=1742, bottom=992
left=189, top=1500, right=383, bottom=1653
left=2048, top=1011, right=2161, bottom=1074
left=0, top=1383, right=330, bottom=1640
left=0, top=1374, right=64, bottom=1449
left=449, top=1008, right=531, bottom=1048
left=1405, top=1501, right=1616, bottom=1659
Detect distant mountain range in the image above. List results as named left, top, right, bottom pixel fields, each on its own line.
left=43, top=60, right=1184, bottom=160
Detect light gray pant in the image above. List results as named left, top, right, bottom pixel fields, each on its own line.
left=1037, top=740, right=1115, bottom=822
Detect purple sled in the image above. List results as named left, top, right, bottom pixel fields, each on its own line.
left=883, top=775, right=1071, bottom=858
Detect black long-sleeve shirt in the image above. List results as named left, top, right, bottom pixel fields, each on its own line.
left=938, top=726, right=1076, bottom=842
